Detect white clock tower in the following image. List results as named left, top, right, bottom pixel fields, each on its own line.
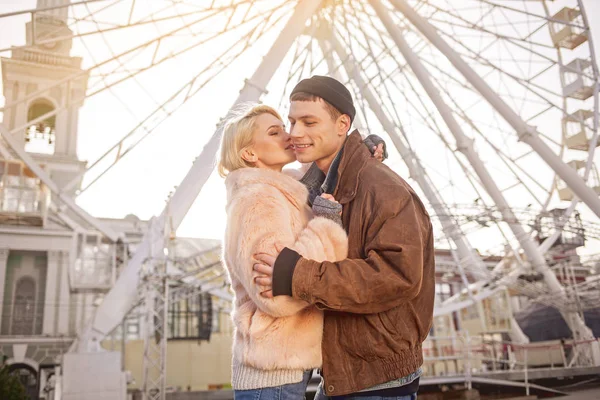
left=1, top=0, right=88, bottom=193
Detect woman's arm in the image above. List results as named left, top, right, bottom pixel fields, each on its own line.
left=228, top=184, right=347, bottom=317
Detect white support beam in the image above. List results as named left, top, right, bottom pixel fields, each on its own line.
left=72, top=0, right=325, bottom=353
left=0, top=7, right=218, bottom=115
left=390, top=0, right=600, bottom=219
left=325, top=34, right=489, bottom=280
left=324, top=33, right=514, bottom=339
left=319, top=46, right=368, bottom=133
left=0, top=0, right=108, bottom=20
left=369, top=0, right=596, bottom=347
left=0, top=249, right=9, bottom=333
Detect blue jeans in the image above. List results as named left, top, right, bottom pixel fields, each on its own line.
left=234, top=370, right=312, bottom=400
left=315, top=382, right=417, bottom=400
left=332, top=396, right=416, bottom=400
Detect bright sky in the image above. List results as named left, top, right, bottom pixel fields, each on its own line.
left=1, top=0, right=599, bottom=256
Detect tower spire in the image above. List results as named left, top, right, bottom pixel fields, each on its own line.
left=36, top=0, right=69, bottom=23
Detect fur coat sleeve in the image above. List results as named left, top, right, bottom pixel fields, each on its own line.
left=227, top=183, right=348, bottom=318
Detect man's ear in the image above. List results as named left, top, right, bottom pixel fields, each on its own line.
left=337, top=114, right=351, bottom=136
left=241, top=147, right=257, bottom=163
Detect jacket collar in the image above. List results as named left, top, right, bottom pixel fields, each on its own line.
left=225, top=167, right=308, bottom=210
left=333, top=130, right=371, bottom=204
left=322, top=142, right=345, bottom=195
left=298, top=142, right=345, bottom=206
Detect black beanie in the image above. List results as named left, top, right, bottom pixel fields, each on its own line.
left=290, top=75, right=356, bottom=123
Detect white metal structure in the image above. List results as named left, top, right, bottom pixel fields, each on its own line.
left=0, top=0, right=599, bottom=398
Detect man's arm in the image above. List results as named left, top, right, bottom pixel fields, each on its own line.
left=272, top=187, right=432, bottom=315
left=234, top=185, right=348, bottom=317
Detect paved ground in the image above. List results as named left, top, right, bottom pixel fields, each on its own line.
left=153, top=380, right=600, bottom=399
left=561, top=388, right=600, bottom=400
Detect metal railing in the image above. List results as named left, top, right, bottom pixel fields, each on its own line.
left=422, top=333, right=600, bottom=395
left=12, top=47, right=82, bottom=68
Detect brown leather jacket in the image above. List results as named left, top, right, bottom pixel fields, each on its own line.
left=290, top=131, right=435, bottom=396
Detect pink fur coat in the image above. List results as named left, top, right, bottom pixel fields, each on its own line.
left=223, top=167, right=348, bottom=371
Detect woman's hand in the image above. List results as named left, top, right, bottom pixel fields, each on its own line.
left=363, top=134, right=387, bottom=162
left=320, top=193, right=340, bottom=210
left=312, top=194, right=343, bottom=226
left=372, top=143, right=385, bottom=162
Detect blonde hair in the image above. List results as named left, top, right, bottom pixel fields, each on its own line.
left=218, top=103, right=283, bottom=177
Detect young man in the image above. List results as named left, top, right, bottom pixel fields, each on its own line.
left=254, top=75, right=435, bottom=399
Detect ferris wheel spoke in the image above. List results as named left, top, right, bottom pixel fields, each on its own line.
left=481, top=0, right=586, bottom=30
left=72, top=0, right=126, bottom=26
left=424, top=26, right=566, bottom=118
left=1, top=10, right=217, bottom=114
left=0, top=0, right=123, bottom=53
left=350, top=39, right=465, bottom=160
left=81, top=0, right=291, bottom=104
left=327, top=33, right=496, bottom=286
left=422, top=18, right=565, bottom=93
left=444, top=91, right=550, bottom=208
left=2, top=0, right=600, bottom=361
left=410, top=1, right=589, bottom=108
left=77, top=7, right=126, bottom=28
left=373, top=0, right=569, bottom=285
left=0, top=0, right=108, bottom=19
left=74, top=4, right=296, bottom=194
left=78, top=4, right=165, bottom=110
left=441, top=93, right=550, bottom=197
left=394, top=1, right=599, bottom=218
left=3, top=0, right=293, bottom=130
left=394, top=3, right=600, bottom=274
left=364, top=58, right=491, bottom=211
left=277, top=40, right=312, bottom=113
left=436, top=1, right=554, bottom=50
left=343, top=3, right=409, bottom=127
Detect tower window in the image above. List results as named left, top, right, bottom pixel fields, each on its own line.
left=0, top=159, right=48, bottom=226
left=12, top=277, right=37, bottom=335
left=26, top=99, right=56, bottom=155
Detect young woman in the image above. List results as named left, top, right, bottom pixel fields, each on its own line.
left=219, top=103, right=348, bottom=400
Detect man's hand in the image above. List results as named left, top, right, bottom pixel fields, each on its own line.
left=372, top=143, right=385, bottom=162
left=253, top=252, right=276, bottom=298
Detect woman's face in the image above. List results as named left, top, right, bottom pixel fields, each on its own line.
left=249, top=113, right=296, bottom=171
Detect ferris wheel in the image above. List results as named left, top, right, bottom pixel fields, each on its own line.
left=1, top=0, right=599, bottom=397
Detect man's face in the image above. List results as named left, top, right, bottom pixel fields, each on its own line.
left=288, top=99, right=346, bottom=164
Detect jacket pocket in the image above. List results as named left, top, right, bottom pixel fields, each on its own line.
left=337, top=314, right=378, bottom=361
left=337, top=311, right=410, bottom=362
left=382, top=304, right=421, bottom=346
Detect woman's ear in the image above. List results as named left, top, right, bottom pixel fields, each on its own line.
left=241, top=147, right=257, bottom=163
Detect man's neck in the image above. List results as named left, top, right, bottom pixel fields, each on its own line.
left=315, top=141, right=345, bottom=174
left=315, top=154, right=336, bottom=175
